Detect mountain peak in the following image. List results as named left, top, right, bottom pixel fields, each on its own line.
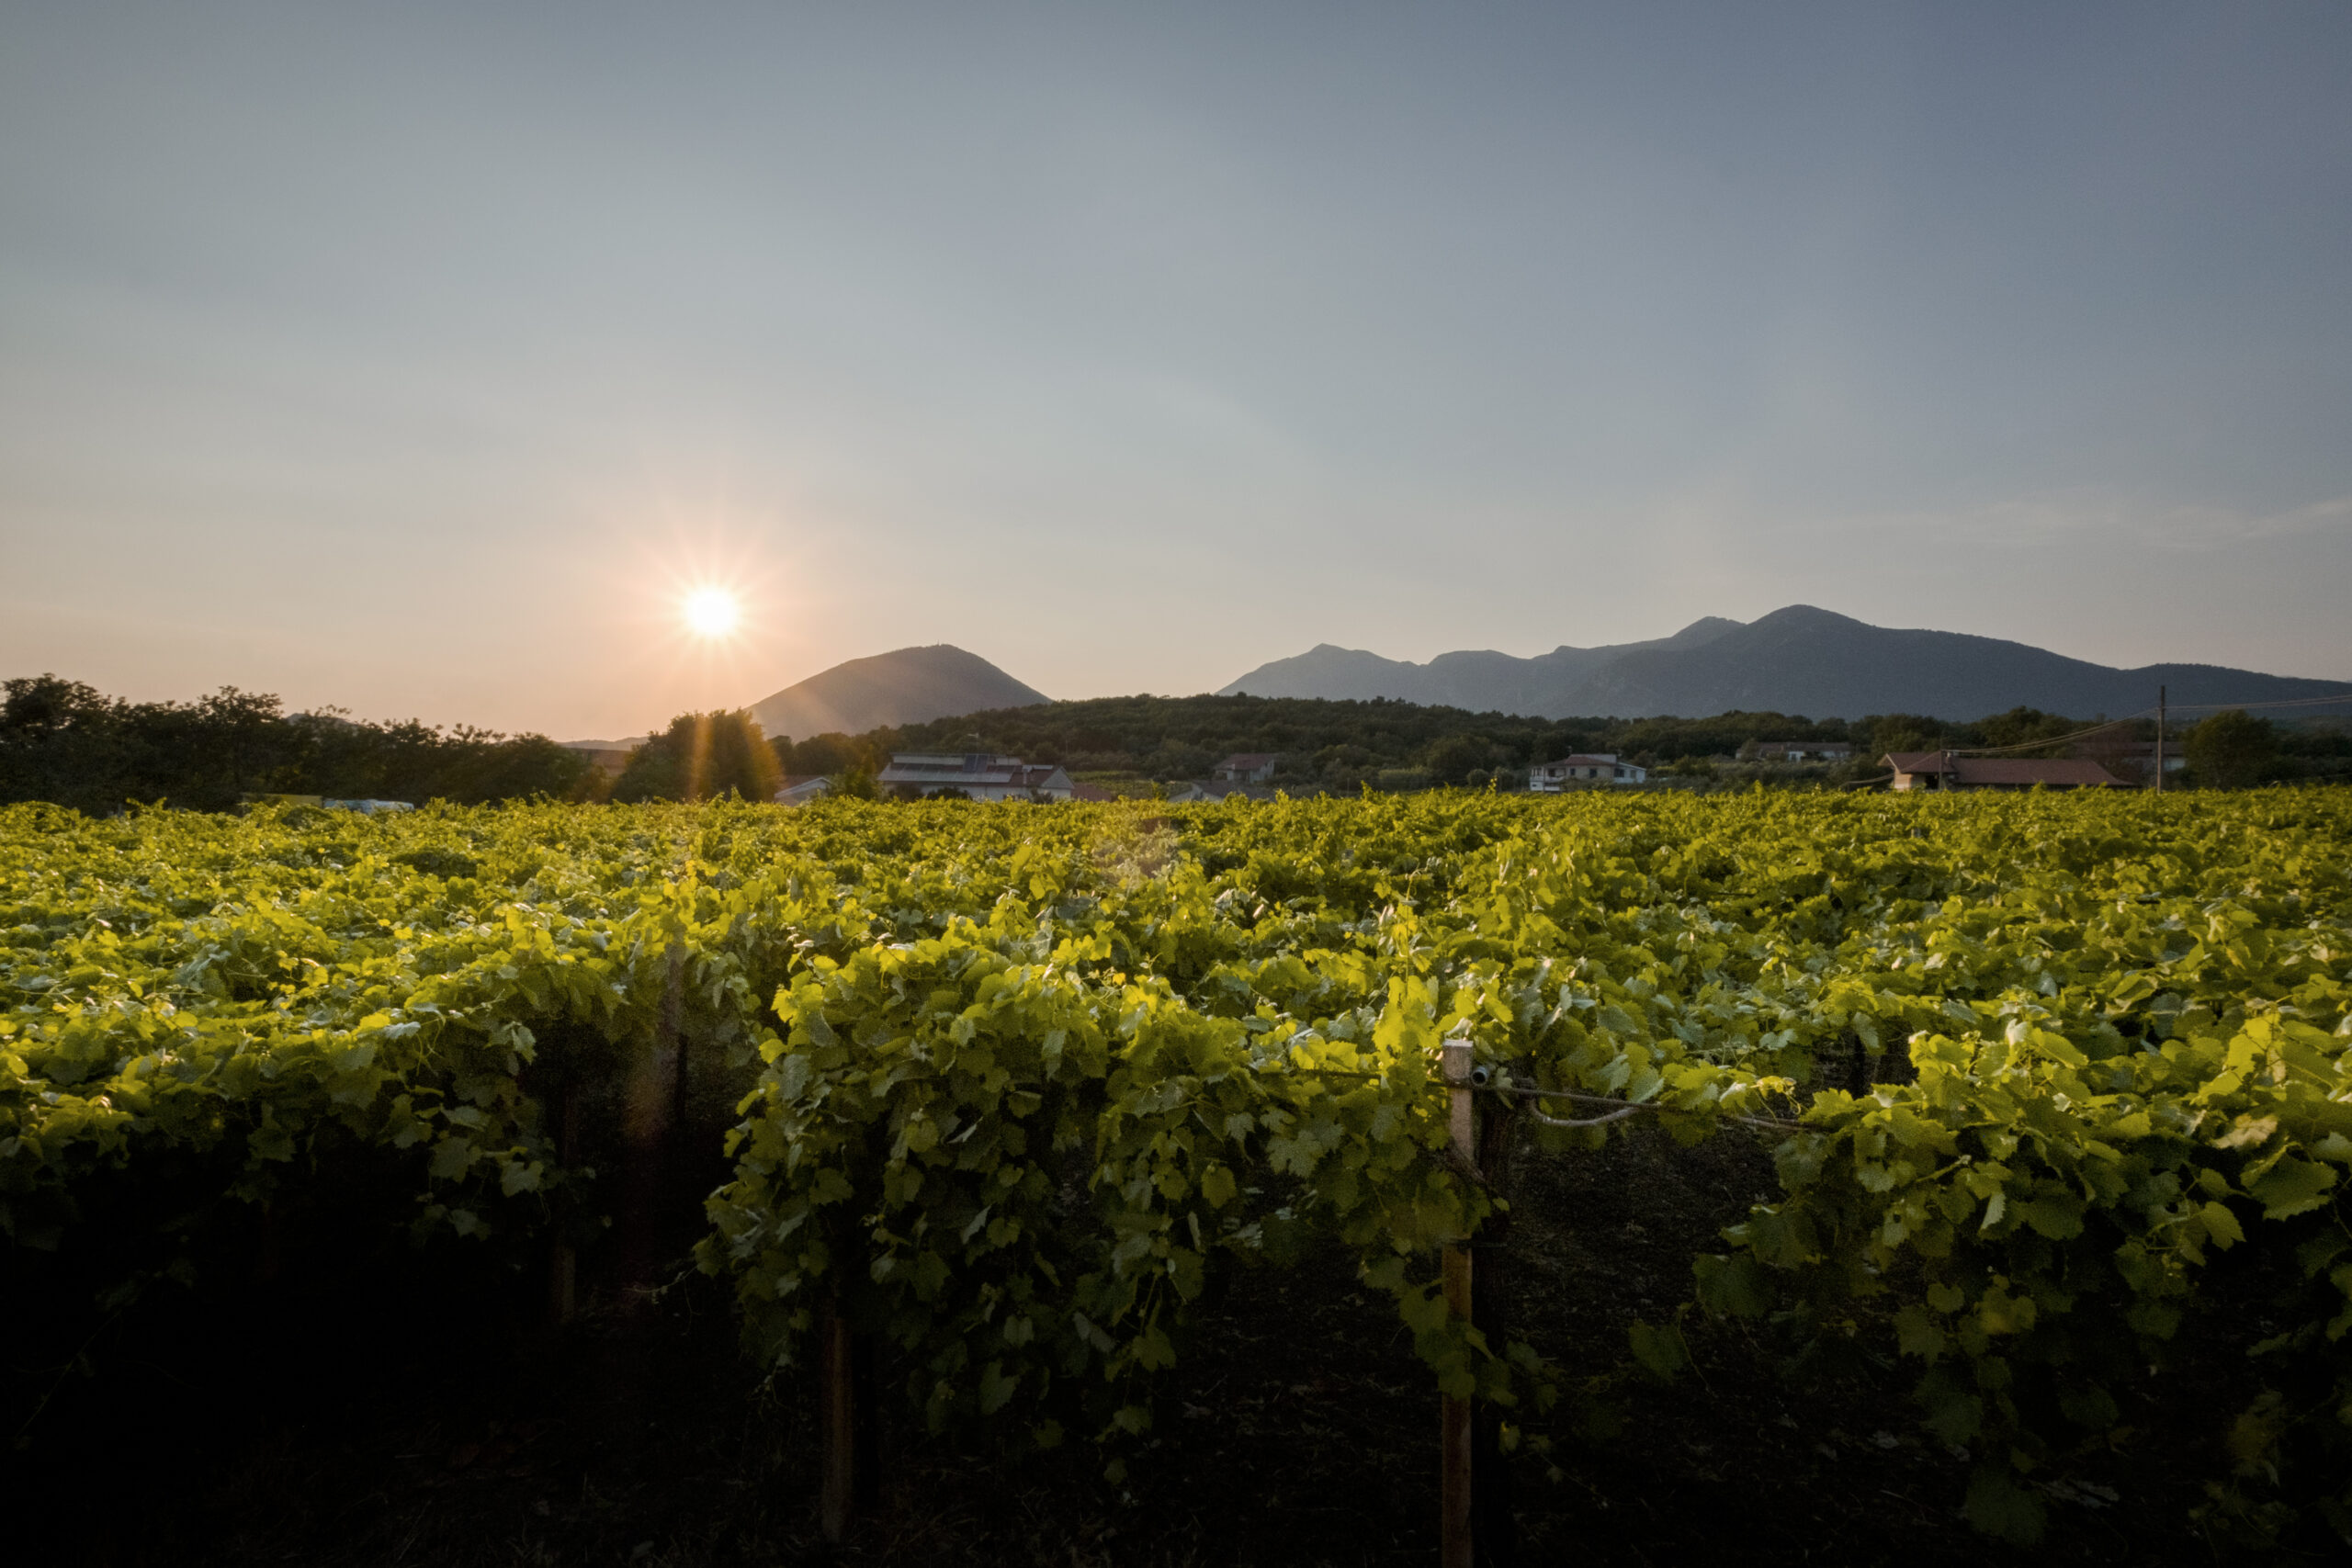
left=1666, top=615, right=1747, bottom=645
left=1746, top=604, right=1861, bottom=629
left=747, top=646, right=1048, bottom=741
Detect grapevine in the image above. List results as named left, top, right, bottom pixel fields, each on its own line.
left=3, top=788, right=2348, bottom=1542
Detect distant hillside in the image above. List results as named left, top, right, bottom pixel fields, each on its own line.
left=747, top=645, right=1049, bottom=742
left=1222, top=606, right=2350, bottom=720
left=1221, top=617, right=1742, bottom=708
left=872, top=692, right=1822, bottom=783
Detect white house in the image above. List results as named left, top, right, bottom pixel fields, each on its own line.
left=1528, top=753, right=1646, bottom=790
left=1747, top=740, right=1854, bottom=763
left=1213, top=752, right=1281, bottom=783
left=245, top=794, right=417, bottom=813
left=876, top=753, right=1075, bottom=802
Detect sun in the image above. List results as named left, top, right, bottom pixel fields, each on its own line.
left=682, top=586, right=741, bottom=639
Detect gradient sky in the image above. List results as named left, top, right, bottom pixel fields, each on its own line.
left=4, top=2, right=2348, bottom=738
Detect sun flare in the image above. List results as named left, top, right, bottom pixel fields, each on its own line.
left=682, top=587, right=742, bottom=639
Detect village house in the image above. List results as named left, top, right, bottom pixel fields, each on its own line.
left=1529, top=753, right=1647, bottom=790
left=1164, top=779, right=1279, bottom=804
left=558, top=740, right=639, bottom=779
left=876, top=752, right=1075, bottom=802
left=243, top=795, right=414, bottom=813
left=1883, top=752, right=2129, bottom=792
left=1746, top=740, right=1855, bottom=762
left=1213, top=752, right=1282, bottom=783
left=771, top=774, right=831, bottom=806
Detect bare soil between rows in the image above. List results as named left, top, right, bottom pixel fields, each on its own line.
left=6, top=1125, right=2308, bottom=1566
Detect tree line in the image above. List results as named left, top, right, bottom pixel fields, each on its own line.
left=854, top=693, right=1865, bottom=788
left=844, top=694, right=2347, bottom=790
left=0, top=674, right=591, bottom=815
left=9, top=677, right=2341, bottom=815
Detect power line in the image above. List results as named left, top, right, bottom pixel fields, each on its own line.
left=2156, top=691, right=2352, bottom=714
left=1884, top=686, right=2352, bottom=762
left=1945, top=714, right=2151, bottom=756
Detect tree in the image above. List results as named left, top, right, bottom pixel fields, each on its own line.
left=1422, top=733, right=1495, bottom=787
left=193, top=686, right=288, bottom=800
left=2186, top=710, right=2275, bottom=790
left=1, top=674, right=608, bottom=812
left=775, top=731, right=876, bottom=778
left=612, top=711, right=783, bottom=803
left=0, top=675, right=130, bottom=810
left=828, top=761, right=881, bottom=800
left=1973, top=706, right=2075, bottom=753
left=431, top=732, right=596, bottom=803
left=1, top=674, right=113, bottom=737
left=1857, top=714, right=1949, bottom=760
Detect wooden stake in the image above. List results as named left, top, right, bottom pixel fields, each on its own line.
left=1471, top=1094, right=1521, bottom=1567
left=668, top=942, right=691, bottom=1134
left=820, top=1299, right=856, bottom=1543
left=1441, top=1037, right=1476, bottom=1568
left=547, top=1075, right=580, bottom=1328
left=616, top=943, right=685, bottom=1292
left=854, top=1329, right=880, bottom=1512
left=254, top=1199, right=282, bottom=1288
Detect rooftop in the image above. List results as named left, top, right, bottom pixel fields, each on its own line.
left=1884, top=752, right=2129, bottom=787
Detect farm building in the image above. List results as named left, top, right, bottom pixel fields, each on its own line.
left=1883, top=752, right=2129, bottom=792
left=877, top=753, right=1075, bottom=801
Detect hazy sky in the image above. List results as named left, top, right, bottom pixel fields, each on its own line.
left=4, top=3, right=2348, bottom=737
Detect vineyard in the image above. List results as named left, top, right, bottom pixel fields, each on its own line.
left=5, top=789, right=2351, bottom=1561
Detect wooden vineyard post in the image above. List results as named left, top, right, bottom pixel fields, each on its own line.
left=1441, top=1037, right=1476, bottom=1568
left=547, top=1074, right=581, bottom=1328
left=1472, top=1090, right=1520, bottom=1568
left=616, top=942, right=686, bottom=1296
left=820, top=1293, right=856, bottom=1543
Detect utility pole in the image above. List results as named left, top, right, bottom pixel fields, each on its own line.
left=2155, top=685, right=2165, bottom=795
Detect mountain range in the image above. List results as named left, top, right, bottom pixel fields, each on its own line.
left=564, top=611, right=2346, bottom=751
left=1216, top=605, right=2350, bottom=721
